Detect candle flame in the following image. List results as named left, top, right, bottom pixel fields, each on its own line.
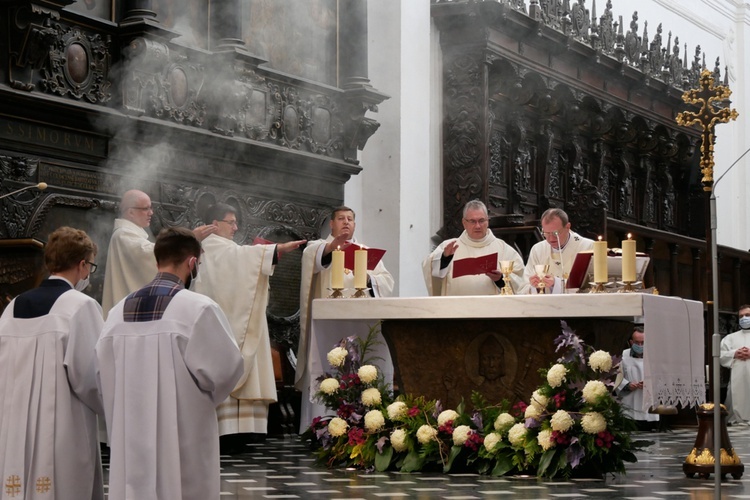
left=627, top=233, right=632, bottom=239
left=337, top=245, right=341, bottom=250
left=598, top=235, right=602, bottom=241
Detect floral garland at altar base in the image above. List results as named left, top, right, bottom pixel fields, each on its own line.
left=303, top=321, right=653, bottom=478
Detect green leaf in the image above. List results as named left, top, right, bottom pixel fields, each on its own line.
left=375, top=445, right=394, bottom=472
left=401, top=449, right=425, bottom=472
left=491, top=454, right=514, bottom=476
left=537, top=448, right=557, bottom=476
left=444, top=445, right=463, bottom=473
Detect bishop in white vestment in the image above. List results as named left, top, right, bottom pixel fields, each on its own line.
left=720, top=305, right=750, bottom=423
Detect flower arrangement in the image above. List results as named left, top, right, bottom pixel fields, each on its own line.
left=304, top=321, right=651, bottom=478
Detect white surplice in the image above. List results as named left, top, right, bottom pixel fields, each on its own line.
left=615, top=348, right=659, bottom=422
left=422, top=230, right=524, bottom=296
left=0, top=290, right=104, bottom=500
left=97, top=290, right=243, bottom=500
left=192, top=233, right=277, bottom=434
left=102, top=218, right=157, bottom=319
left=720, top=329, right=750, bottom=422
left=520, top=230, right=594, bottom=294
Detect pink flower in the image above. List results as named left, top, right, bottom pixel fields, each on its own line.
left=408, top=406, right=420, bottom=417
left=348, top=427, right=366, bottom=446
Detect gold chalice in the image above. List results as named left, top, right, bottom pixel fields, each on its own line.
left=534, top=264, right=550, bottom=294
left=499, top=260, right=514, bottom=295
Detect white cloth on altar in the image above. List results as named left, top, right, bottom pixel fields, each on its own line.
left=520, top=231, right=594, bottom=294
left=642, top=294, right=705, bottom=411
left=422, top=230, right=524, bottom=296
left=615, top=348, right=659, bottom=422
left=193, top=233, right=277, bottom=434
left=102, top=218, right=157, bottom=319
left=720, top=329, right=750, bottom=422
left=97, top=290, right=243, bottom=500
left=0, top=289, right=104, bottom=500
left=295, top=236, right=394, bottom=395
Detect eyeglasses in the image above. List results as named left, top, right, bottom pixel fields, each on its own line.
left=539, top=228, right=565, bottom=237
left=128, top=206, right=152, bottom=212
left=219, top=219, right=238, bottom=228
left=86, top=261, right=98, bottom=273
left=464, top=218, right=488, bottom=226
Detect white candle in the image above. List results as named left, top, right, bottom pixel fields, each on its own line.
left=593, top=236, right=607, bottom=283
left=354, top=248, right=368, bottom=288
left=331, top=246, right=344, bottom=289
left=622, top=233, right=637, bottom=282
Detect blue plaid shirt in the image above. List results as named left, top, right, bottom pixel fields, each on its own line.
left=123, top=272, right=184, bottom=322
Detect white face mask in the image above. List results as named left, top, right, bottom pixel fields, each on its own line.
left=74, top=275, right=90, bottom=292
left=739, top=316, right=750, bottom=330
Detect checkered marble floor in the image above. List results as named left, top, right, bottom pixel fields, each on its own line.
left=103, top=427, right=750, bottom=499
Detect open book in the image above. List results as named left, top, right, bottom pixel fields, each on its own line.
left=566, top=250, right=650, bottom=289
left=452, top=252, right=498, bottom=278
left=343, top=243, right=386, bottom=271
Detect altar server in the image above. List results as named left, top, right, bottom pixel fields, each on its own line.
left=615, top=326, right=659, bottom=429
left=521, top=208, right=594, bottom=294
left=720, top=304, right=750, bottom=423
left=97, top=226, right=244, bottom=500
left=0, top=226, right=104, bottom=500
left=423, top=199, right=524, bottom=296
left=193, top=203, right=305, bottom=451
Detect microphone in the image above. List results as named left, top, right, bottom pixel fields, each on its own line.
left=0, top=182, right=47, bottom=200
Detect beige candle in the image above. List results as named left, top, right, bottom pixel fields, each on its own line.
left=354, top=248, right=368, bottom=288
left=593, top=236, right=607, bottom=283
left=622, top=233, right=636, bottom=282
left=331, top=246, right=344, bottom=289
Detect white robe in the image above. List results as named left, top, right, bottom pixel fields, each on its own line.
left=720, top=329, right=750, bottom=422
left=102, top=218, right=157, bottom=319
left=422, top=230, right=524, bottom=296
left=0, top=290, right=104, bottom=500
left=615, top=348, right=659, bottom=422
left=294, top=236, right=394, bottom=392
left=97, top=290, right=244, bottom=500
left=192, top=233, right=277, bottom=434
left=521, top=230, right=594, bottom=294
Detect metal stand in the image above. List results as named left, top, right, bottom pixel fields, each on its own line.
left=588, top=282, right=606, bottom=293
left=328, top=288, right=344, bottom=299
left=352, top=288, right=368, bottom=298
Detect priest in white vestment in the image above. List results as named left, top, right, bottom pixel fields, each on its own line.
left=615, top=326, right=659, bottom=428
left=102, top=189, right=214, bottom=318
left=97, top=227, right=244, bottom=500
left=720, top=304, right=750, bottom=423
left=423, top=199, right=524, bottom=296
left=0, top=227, right=104, bottom=500
left=521, top=208, right=594, bottom=294
left=193, top=203, right=305, bottom=449
left=295, top=205, right=395, bottom=398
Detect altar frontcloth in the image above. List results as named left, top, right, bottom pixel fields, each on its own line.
left=299, top=294, right=705, bottom=433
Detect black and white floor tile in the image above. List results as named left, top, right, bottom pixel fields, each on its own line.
left=104, top=427, right=750, bottom=499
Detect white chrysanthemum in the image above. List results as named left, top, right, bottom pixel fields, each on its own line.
left=530, top=390, right=548, bottom=410
left=364, top=409, right=386, bottom=432
left=416, top=424, right=438, bottom=444
left=582, top=380, right=609, bottom=403
left=437, top=409, right=459, bottom=427
left=361, top=387, right=382, bottom=407
left=327, top=347, right=348, bottom=367
left=494, top=412, right=515, bottom=433
left=319, top=378, right=340, bottom=395
left=547, top=364, right=568, bottom=388
left=328, top=417, right=349, bottom=437
left=550, top=410, right=574, bottom=432
left=581, top=412, right=608, bottom=434
left=524, top=404, right=541, bottom=419
left=358, top=364, right=378, bottom=384
left=483, top=432, right=502, bottom=452
left=508, top=423, right=527, bottom=447
left=588, top=350, right=613, bottom=372
left=452, top=425, right=472, bottom=446
left=390, top=428, right=408, bottom=452
left=387, top=401, right=408, bottom=421
left=537, top=429, right=555, bottom=451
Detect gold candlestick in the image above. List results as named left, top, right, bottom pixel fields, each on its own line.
left=328, top=288, right=344, bottom=299
left=534, top=264, right=550, bottom=294
left=589, top=282, right=607, bottom=293
left=500, top=260, right=514, bottom=295
left=352, top=288, right=368, bottom=298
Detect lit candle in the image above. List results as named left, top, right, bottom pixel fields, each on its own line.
left=622, top=233, right=637, bottom=282
left=354, top=248, right=368, bottom=289
left=593, top=236, right=607, bottom=283
left=331, top=246, right=344, bottom=289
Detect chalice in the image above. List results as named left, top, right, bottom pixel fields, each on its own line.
left=534, top=264, right=550, bottom=294
left=499, top=260, right=514, bottom=295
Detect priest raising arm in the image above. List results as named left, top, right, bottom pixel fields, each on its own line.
left=192, top=202, right=306, bottom=453
left=97, top=226, right=244, bottom=500
left=720, top=304, right=750, bottom=424
left=101, top=189, right=215, bottom=318
left=0, top=226, right=105, bottom=500
left=422, top=199, right=524, bottom=296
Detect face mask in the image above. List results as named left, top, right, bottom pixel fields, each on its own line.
left=185, top=259, right=199, bottom=289
left=631, top=343, right=644, bottom=355
left=74, top=276, right=90, bottom=292
left=740, top=317, right=750, bottom=330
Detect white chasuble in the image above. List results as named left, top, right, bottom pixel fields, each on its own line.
left=720, top=329, right=750, bottom=422
left=521, top=231, right=594, bottom=294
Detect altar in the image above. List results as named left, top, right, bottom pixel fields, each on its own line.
left=299, top=294, right=705, bottom=432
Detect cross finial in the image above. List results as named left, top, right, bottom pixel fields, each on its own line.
left=676, top=69, right=739, bottom=191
